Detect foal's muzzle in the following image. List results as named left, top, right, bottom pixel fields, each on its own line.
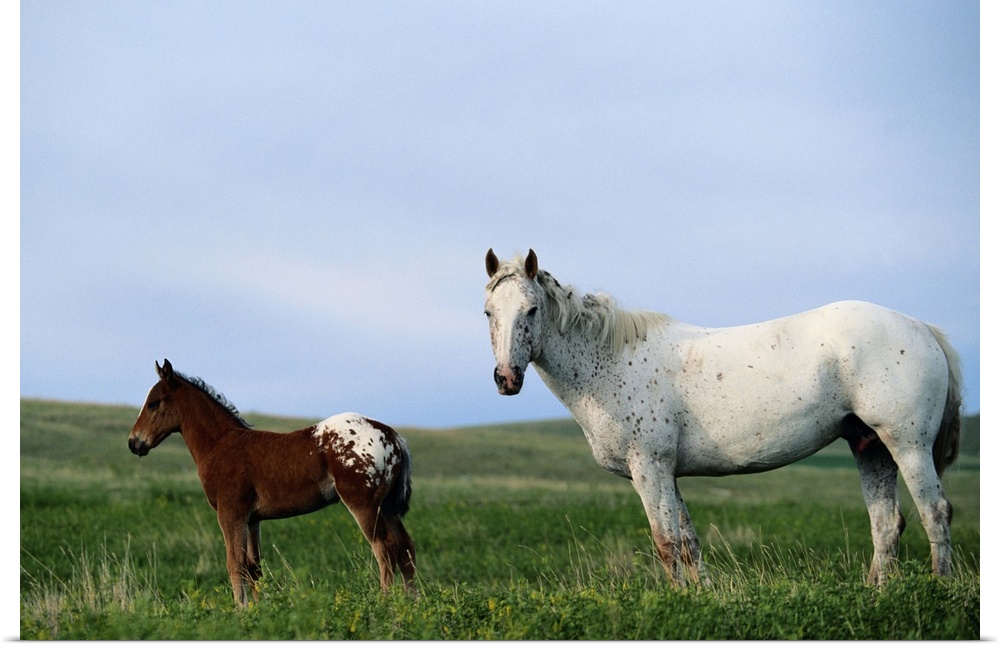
left=494, top=365, right=524, bottom=395
left=128, top=437, right=150, bottom=457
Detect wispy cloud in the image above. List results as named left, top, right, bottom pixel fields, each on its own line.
left=20, top=2, right=980, bottom=425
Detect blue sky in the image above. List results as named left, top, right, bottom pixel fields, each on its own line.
left=19, top=1, right=980, bottom=429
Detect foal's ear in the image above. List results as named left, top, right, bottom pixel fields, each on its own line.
left=156, top=358, right=175, bottom=382
left=525, top=249, right=538, bottom=280
left=485, top=248, right=499, bottom=278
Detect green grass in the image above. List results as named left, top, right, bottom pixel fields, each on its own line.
left=20, top=399, right=980, bottom=639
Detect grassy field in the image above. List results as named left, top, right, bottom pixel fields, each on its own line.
left=20, top=399, right=980, bottom=639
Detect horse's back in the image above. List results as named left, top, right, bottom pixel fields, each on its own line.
left=685, top=300, right=945, bottom=373
left=811, top=300, right=938, bottom=345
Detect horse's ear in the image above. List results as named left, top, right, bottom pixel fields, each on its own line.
left=486, top=248, right=499, bottom=278
left=525, top=249, right=538, bottom=280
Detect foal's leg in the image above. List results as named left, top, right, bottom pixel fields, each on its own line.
left=368, top=513, right=396, bottom=592
left=849, top=437, right=905, bottom=585
left=217, top=510, right=252, bottom=606
left=384, top=515, right=417, bottom=590
left=246, top=520, right=263, bottom=599
left=343, top=502, right=396, bottom=592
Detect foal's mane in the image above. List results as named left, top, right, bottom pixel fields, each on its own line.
left=488, top=254, right=670, bottom=355
left=175, top=371, right=253, bottom=429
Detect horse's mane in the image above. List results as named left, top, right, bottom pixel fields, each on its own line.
left=176, top=371, right=253, bottom=429
left=488, top=254, right=670, bottom=355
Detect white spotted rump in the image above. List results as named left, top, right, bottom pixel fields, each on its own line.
left=313, top=413, right=403, bottom=487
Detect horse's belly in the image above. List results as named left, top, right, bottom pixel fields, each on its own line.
left=671, top=337, right=851, bottom=476
left=675, top=420, right=843, bottom=476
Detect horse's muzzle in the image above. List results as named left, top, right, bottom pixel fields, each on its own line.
left=494, top=365, right=524, bottom=396
left=128, top=437, right=150, bottom=457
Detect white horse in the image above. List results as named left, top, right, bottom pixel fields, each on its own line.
left=483, top=248, right=962, bottom=585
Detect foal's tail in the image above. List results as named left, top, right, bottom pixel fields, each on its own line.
left=928, top=324, right=963, bottom=475
left=383, top=435, right=413, bottom=518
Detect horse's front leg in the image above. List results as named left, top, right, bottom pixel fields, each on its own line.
left=631, top=465, right=689, bottom=585
left=676, top=487, right=710, bottom=585
left=217, top=509, right=252, bottom=606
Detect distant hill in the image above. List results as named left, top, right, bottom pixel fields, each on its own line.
left=20, top=399, right=980, bottom=482
left=960, top=413, right=979, bottom=456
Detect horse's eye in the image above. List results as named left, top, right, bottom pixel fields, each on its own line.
left=147, top=400, right=160, bottom=411
left=527, top=306, right=538, bottom=317
left=484, top=310, right=492, bottom=318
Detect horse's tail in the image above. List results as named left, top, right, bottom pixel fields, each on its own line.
left=928, top=324, right=963, bottom=475
left=383, top=434, right=413, bottom=518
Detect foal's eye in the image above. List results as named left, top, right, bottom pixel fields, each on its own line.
left=147, top=400, right=160, bottom=411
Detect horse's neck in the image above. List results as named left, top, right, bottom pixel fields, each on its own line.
left=532, top=325, right=636, bottom=475
left=175, top=386, right=240, bottom=464
left=534, top=321, right=616, bottom=409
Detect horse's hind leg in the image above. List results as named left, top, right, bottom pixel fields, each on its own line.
left=893, top=446, right=953, bottom=577
left=849, top=434, right=905, bottom=585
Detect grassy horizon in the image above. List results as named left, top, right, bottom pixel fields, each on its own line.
left=20, top=398, right=980, bottom=639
